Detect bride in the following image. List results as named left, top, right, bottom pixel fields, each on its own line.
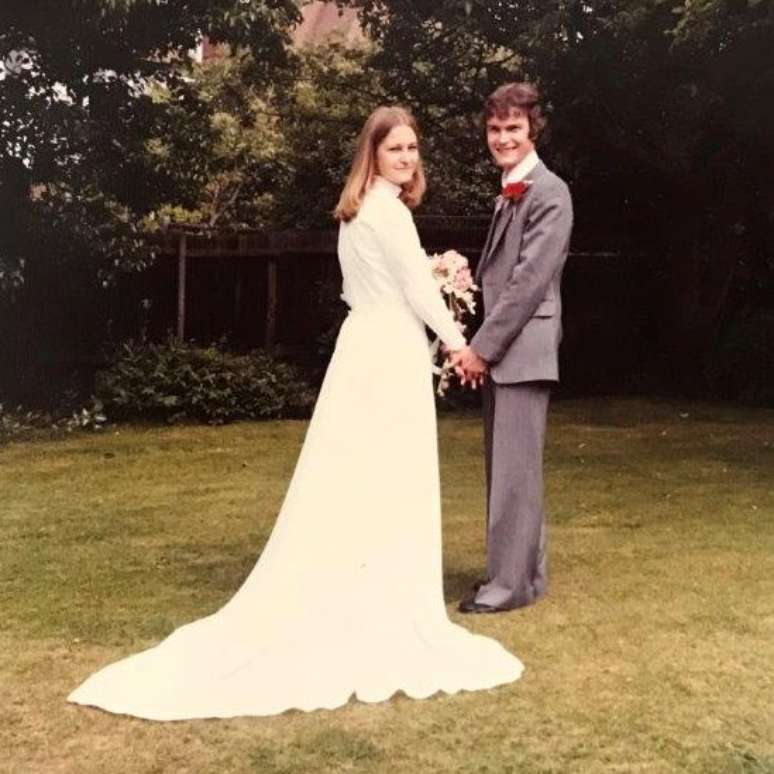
left=68, top=106, right=523, bottom=720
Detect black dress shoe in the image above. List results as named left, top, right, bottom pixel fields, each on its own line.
left=457, top=599, right=505, bottom=614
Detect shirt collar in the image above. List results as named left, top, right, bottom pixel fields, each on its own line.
left=372, top=175, right=402, bottom=197
left=501, top=150, right=540, bottom=186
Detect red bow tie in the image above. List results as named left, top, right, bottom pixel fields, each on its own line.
left=501, top=181, right=531, bottom=201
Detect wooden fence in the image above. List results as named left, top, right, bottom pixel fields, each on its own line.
left=155, top=217, right=496, bottom=347
left=0, top=219, right=655, bottom=404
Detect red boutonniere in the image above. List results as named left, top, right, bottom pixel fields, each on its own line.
left=502, top=180, right=532, bottom=201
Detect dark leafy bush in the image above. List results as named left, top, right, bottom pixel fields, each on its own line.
left=97, top=338, right=317, bottom=424
left=705, top=310, right=774, bottom=405
left=0, top=399, right=107, bottom=443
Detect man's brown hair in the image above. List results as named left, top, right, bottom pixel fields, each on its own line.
left=484, top=82, right=547, bottom=142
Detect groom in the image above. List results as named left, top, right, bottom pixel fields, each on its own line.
left=452, top=82, right=573, bottom=613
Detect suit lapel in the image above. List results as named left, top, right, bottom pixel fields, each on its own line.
left=476, top=196, right=508, bottom=282
left=476, top=203, right=501, bottom=280
left=476, top=204, right=515, bottom=280
left=476, top=161, right=549, bottom=281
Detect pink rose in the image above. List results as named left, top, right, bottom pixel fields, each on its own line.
left=453, top=267, right=473, bottom=291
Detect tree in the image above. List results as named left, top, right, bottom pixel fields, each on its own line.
left=341, top=0, right=774, bottom=393
left=151, top=39, right=383, bottom=230
left=271, top=39, right=386, bottom=228
left=339, top=0, right=539, bottom=214
left=149, top=52, right=289, bottom=229
left=0, top=0, right=300, bottom=284
left=0, top=0, right=300, bottom=402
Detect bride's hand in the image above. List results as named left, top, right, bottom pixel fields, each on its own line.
left=449, top=346, right=488, bottom=389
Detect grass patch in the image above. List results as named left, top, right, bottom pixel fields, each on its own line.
left=1, top=399, right=773, bottom=773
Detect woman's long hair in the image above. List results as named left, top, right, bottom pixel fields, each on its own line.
left=334, top=106, right=426, bottom=222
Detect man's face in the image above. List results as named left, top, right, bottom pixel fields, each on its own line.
left=486, top=108, right=535, bottom=171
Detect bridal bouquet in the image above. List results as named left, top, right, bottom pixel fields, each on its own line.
left=428, top=249, right=479, bottom=396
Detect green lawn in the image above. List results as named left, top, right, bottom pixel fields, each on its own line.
left=2, top=399, right=773, bottom=773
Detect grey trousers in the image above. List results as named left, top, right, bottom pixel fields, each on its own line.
left=475, top=380, right=551, bottom=610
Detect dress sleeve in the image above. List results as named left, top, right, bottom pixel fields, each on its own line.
left=368, top=199, right=466, bottom=351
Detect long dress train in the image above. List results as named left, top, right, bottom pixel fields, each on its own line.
left=67, top=177, right=523, bottom=720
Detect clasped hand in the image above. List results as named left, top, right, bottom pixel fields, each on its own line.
left=449, top=346, right=488, bottom=389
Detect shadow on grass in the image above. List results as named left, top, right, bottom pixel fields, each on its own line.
left=250, top=728, right=385, bottom=774
left=715, top=747, right=774, bottom=774
left=443, top=569, right=483, bottom=604
left=552, top=396, right=774, bottom=428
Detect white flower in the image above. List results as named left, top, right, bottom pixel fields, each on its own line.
left=3, top=50, right=34, bottom=75
left=429, top=249, right=480, bottom=395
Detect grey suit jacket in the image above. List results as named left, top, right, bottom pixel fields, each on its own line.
left=470, top=161, right=573, bottom=384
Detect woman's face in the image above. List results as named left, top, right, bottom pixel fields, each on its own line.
left=376, top=125, right=419, bottom=186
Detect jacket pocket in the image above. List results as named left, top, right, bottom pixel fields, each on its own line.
left=532, top=299, right=556, bottom=318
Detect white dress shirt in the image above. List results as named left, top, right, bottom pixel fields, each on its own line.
left=502, top=150, right=540, bottom=186
left=495, top=151, right=540, bottom=212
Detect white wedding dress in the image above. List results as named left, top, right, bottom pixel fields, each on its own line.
left=67, top=177, right=523, bottom=720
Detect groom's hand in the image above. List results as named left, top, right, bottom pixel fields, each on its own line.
left=450, top=346, right=488, bottom=389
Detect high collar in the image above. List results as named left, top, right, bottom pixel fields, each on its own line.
left=501, top=150, right=540, bottom=186
left=371, top=175, right=403, bottom=197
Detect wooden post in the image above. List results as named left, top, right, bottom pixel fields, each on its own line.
left=176, top=233, right=187, bottom=341
left=235, top=234, right=246, bottom=333
left=265, top=257, right=278, bottom=348
left=234, top=274, right=243, bottom=333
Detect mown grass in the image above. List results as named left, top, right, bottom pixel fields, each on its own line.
left=1, top=398, right=773, bottom=773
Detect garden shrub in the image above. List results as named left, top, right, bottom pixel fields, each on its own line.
left=0, top=399, right=107, bottom=443
left=97, top=337, right=317, bottom=424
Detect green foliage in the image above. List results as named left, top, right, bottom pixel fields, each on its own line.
left=0, top=398, right=108, bottom=443
left=158, top=40, right=385, bottom=229
left=148, top=53, right=292, bottom=228
left=672, top=0, right=774, bottom=47
left=97, top=337, right=316, bottom=424
left=0, top=0, right=300, bottom=288
left=343, top=0, right=774, bottom=388
left=0, top=404, right=54, bottom=441
left=0, top=0, right=303, bottom=404
left=151, top=27, right=498, bottom=225
left=271, top=41, right=386, bottom=228
left=343, top=0, right=528, bottom=214
left=3, top=0, right=773, bottom=405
